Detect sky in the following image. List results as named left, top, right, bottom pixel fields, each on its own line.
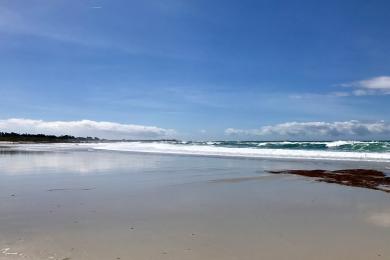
left=1, top=0, right=390, bottom=140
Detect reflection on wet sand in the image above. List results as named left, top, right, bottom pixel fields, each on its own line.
left=208, top=175, right=274, bottom=183
left=368, top=211, right=390, bottom=227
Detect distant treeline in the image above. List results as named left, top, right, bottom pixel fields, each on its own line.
left=0, top=132, right=100, bottom=143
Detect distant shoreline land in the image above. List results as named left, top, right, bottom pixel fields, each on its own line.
left=0, top=132, right=100, bottom=143
left=1, top=131, right=390, bottom=144
left=0, top=132, right=178, bottom=143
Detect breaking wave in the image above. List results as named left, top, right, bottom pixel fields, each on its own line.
left=3, top=140, right=390, bottom=162
left=89, top=141, right=390, bottom=162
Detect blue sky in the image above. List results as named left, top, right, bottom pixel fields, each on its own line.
left=1, top=0, right=390, bottom=140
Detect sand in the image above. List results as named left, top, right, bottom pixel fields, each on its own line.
left=0, top=148, right=389, bottom=260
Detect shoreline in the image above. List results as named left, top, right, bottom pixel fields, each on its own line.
left=3, top=141, right=390, bottom=163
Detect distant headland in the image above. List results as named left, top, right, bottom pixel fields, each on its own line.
left=0, top=132, right=100, bottom=143
left=0, top=132, right=178, bottom=143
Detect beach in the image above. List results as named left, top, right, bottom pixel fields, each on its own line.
left=1, top=143, right=389, bottom=260
left=3, top=0, right=390, bottom=258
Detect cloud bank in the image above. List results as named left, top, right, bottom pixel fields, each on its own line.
left=340, top=76, right=390, bottom=96
left=0, top=118, right=176, bottom=139
left=225, top=120, right=390, bottom=139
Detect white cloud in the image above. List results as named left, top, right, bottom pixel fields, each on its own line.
left=225, top=120, right=390, bottom=138
left=357, top=76, right=390, bottom=90
left=340, top=76, right=390, bottom=96
left=289, top=76, right=390, bottom=99
left=0, top=118, right=176, bottom=139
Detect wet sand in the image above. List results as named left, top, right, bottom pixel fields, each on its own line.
left=1, top=149, right=390, bottom=260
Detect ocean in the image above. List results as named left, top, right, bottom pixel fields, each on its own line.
left=4, top=140, right=390, bottom=162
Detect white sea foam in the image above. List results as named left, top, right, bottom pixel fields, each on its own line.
left=325, top=140, right=355, bottom=147
left=87, top=142, right=390, bottom=162
left=324, top=140, right=382, bottom=148
left=4, top=142, right=390, bottom=162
